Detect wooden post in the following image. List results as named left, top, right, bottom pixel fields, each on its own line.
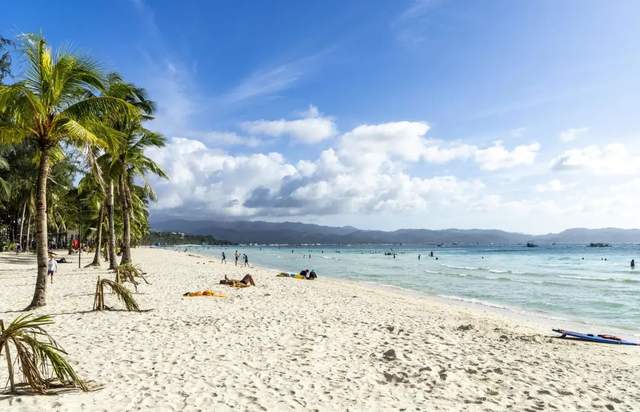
left=0, top=320, right=16, bottom=393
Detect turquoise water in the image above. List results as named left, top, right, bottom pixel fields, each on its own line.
left=176, top=244, right=640, bottom=334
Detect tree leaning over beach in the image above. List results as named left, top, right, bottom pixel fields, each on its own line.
left=0, top=34, right=135, bottom=309
left=100, top=73, right=167, bottom=265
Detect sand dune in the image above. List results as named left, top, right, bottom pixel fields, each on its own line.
left=0, top=247, right=638, bottom=411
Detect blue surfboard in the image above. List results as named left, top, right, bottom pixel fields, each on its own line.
left=553, top=329, right=639, bottom=346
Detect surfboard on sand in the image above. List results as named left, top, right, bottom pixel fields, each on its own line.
left=552, top=329, right=639, bottom=346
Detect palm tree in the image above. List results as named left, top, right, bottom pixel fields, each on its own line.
left=100, top=74, right=166, bottom=265
left=77, top=164, right=107, bottom=266
left=0, top=34, right=135, bottom=309
left=117, top=136, right=167, bottom=265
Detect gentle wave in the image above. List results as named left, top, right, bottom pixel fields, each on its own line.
left=559, top=275, right=640, bottom=284
left=437, top=294, right=510, bottom=310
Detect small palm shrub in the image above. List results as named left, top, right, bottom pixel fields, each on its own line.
left=0, top=314, right=88, bottom=393
left=114, top=263, right=150, bottom=291
left=93, top=276, right=140, bottom=311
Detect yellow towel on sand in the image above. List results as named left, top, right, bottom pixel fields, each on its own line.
left=183, top=290, right=225, bottom=297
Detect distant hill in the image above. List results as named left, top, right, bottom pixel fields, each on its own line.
left=150, top=219, right=640, bottom=245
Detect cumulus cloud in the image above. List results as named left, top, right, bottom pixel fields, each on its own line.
left=551, top=144, right=639, bottom=175
left=242, top=105, right=337, bottom=144
left=147, top=138, right=297, bottom=216
left=147, top=135, right=485, bottom=218
left=473, top=141, right=540, bottom=171
left=147, top=120, right=541, bottom=221
left=336, top=121, right=538, bottom=170
left=559, top=127, right=589, bottom=143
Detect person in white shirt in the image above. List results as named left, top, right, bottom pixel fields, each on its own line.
left=47, top=255, right=58, bottom=283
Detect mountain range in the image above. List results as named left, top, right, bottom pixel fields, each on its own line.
left=150, top=219, right=640, bottom=245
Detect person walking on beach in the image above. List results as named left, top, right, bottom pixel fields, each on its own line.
left=234, top=250, right=239, bottom=266
left=221, top=251, right=226, bottom=264
left=47, top=254, right=58, bottom=284
left=243, top=253, right=249, bottom=267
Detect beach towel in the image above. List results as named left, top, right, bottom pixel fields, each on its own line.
left=183, top=290, right=225, bottom=297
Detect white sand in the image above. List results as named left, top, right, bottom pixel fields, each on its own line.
left=1, top=247, right=638, bottom=411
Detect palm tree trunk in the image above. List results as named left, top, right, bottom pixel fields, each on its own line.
left=26, top=148, right=50, bottom=310
left=90, top=203, right=105, bottom=266
left=25, top=214, right=31, bottom=252
left=106, top=179, right=118, bottom=270
left=18, top=201, right=26, bottom=251
left=119, top=172, right=132, bottom=265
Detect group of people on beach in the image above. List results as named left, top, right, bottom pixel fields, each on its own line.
left=220, top=250, right=249, bottom=267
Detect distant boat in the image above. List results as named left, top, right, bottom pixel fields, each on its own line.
left=588, top=242, right=610, bottom=247
left=526, top=242, right=538, bottom=248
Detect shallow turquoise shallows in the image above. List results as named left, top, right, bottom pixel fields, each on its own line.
left=172, top=244, right=640, bottom=334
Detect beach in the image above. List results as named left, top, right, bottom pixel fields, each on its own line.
left=1, top=247, right=638, bottom=411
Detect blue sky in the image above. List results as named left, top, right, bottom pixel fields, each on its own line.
left=3, top=0, right=640, bottom=233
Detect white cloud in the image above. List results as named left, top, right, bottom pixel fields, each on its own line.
left=147, top=136, right=486, bottom=218
left=551, top=143, right=639, bottom=175
left=336, top=121, right=538, bottom=170
left=144, top=118, right=556, bottom=230
left=198, top=131, right=261, bottom=148
left=225, top=64, right=303, bottom=103
left=242, top=105, right=337, bottom=144
left=473, top=141, right=540, bottom=171
left=559, top=127, right=589, bottom=142
left=224, top=50, right=332, bottom=104
left=535, top=179, right=570, bottom=193
left=147, top=138, right=297, bottom=216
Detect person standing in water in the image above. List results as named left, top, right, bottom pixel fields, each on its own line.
left=631, top=259, right=635, bottom=269
left=221, top=251, right=226, bottom=264
left=243, top=253, right=249, bottom=267
left=418, top=254, right=421, bottom=261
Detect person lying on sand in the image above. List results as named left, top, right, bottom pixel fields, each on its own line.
left=219, top=274, right=255, bottom=287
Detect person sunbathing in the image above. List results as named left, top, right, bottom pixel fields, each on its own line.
left=220, top=274, right=256, bottom=287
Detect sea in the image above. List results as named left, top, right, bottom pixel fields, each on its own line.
left=172, top=243, right=640, bottom=335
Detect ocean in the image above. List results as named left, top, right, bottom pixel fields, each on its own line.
left=175, top=243, right=640, bottom=334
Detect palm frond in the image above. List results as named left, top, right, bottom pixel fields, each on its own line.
left=0, top=314, right=88, bottom=393
left=64, top=95, right=137, bottom=121
left=93, top=277, right=140, bottom=312
left=114, top=263, right=150, bottom=289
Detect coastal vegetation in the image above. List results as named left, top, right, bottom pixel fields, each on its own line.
left=0, top=314, right=87, bottom=393
left=0, top=33, right=166, bottom=309
left=141, top=231, right=234, bottom=246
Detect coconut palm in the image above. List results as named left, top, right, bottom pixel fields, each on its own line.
left=0, top=34, right=135, bottom=309
left=99, top=74, right=166, bottom=265
left=0, top=314, right=87, bottom=393
left=77, top=162, right=107, bottom=266
left=116, top=130, right=166, bottom=264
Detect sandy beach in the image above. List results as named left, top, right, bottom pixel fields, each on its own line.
left=1, top=247, right=639, bottom=411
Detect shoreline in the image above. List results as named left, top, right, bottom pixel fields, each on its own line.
left=1, top=247, right=639, bottom=410
left=171, top=246, right=640, bottom=339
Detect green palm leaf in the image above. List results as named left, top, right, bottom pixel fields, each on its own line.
left=0, top=314, right=88, bottom=393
